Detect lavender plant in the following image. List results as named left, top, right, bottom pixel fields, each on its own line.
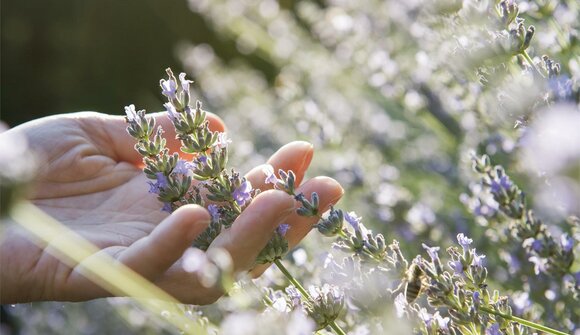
left=125, top=69, right=349, bottom=334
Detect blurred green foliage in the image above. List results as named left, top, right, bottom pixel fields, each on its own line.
left=1, top=0, right=270, bottom=126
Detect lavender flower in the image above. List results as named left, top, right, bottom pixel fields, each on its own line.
left=147, top=172, right=169, bottom=194
left=560, top=234, right=574, bottom=253
left=490, top=175, right=512, bottom=194
left=422, top=244, right=441, bottom=263
left=486, top=323, right=501, bottom=335
left=156, top=172, right=169, bottom=189
left=179, top=72, right=193, bottom=94
left=394, top=293, right=407, bottom=318
left=472, top=291, right=480, bottom=305
left=161, top=202, right=172, bottom=213
left=263, top=164, right=280, bottom=185
left=164, top=102, right=180, bottom=123
left=213, top=132, right=231, bottom=150
left=160, top=78, right=177, bottom=99
left=277, top=223, right=290, bottom=236
left=457, top=233, right=473, bottom=252
left=306, top=284, right=345, bottom=330
left=433, top=312, right=450, bottom=331
left=173, top=159, right=193, bottom=175
left=285, top=286, right=302, bottom=308
left=232, top=180, right=253, bottom=206
left=471, top=251, right=486, bottom=268
left=529, top=255, right=548, bottom=275
left=196, top=155, right=208, bottom=166
left=344, top=211, right=362, bottom=230
left=448, top=260, right=463, bottom=274
left=207, top=204, right=220, bottom=222
left=418, top=307, right=432, bottom=325
left=124, top=104, right=138, bottom=122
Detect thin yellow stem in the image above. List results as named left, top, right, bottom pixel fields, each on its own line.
left=9, top=201, right=206, bottom=335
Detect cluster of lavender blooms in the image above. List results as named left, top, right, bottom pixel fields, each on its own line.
left=125, top=68, right=261, bottom=254
left=472, top=154, right=578, bottom=284
left=260, top=196, right=572, bottom=334
left=118, top=0, right=580, bottom=333
left=466, top=154, right=580, bottom=330
left=125, top=69, right=348, bottom=332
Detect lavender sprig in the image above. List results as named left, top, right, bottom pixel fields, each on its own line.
left=472, top=154, right=577, bottom=286
left=125, top=69, right=348, bottom=334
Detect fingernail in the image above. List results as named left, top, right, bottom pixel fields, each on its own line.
left=299, top=142, right=314, bottom=172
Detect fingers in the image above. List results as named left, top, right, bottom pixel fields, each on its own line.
left=208, top=190, right=295, bottom=272
left=102, top=111, right=226, bottom=165
left=249, top=176, right=343, bottom=277
left=116, top=205, right=211, bottom=280
left=63, top=205, right=210, bottom=300
left=245, top=141, right=314, bottom=191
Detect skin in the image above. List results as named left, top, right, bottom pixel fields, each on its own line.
left=0, top=112, right=343, bottom=304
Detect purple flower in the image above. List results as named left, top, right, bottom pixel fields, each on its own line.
left=285, top=286, right=302, bottom=308
left=490, top=175, right=512, bottom=194
left=277, top=223, right=290, bottom=236
left=207, top=204, right=220, bottom=222
left=173, top=159, right=193, bottom=175
left=162, top=202, right=173, bottom=213
left=345, top=211, right=362, bottom=230
left=560, top=233, right=574, bottom=253
left=148, top=172, right=169, bottom=194
left=160, top=78, right=177, bottom=99
left=457, top=233, right=473, bottom=251
left=233, top=180, right=253, bottom=206
left=422, top=243, right=441, bottom=262
left=262, top=164, right=279, bottom=185
left=531, top=239, right=544, bottom=253
left=472, top=251, right=486, bottom=268
left=213, top=132, right=231, bottom=150
left=196, top=155, right=208, bottom=166
left=155, top=172, right=169, bottom=189
left=147, top=181, right=160, bottom=194
left=418, top=308, right=432, bottom=326
left=124, top=104, right=138, bottom=122
left=512, top=292, right=531, bottom=314
left=548, top=75, right=574, bottom=102
left=179, top=73, right=193, bottom=94
left=433, top=312, right=450, bottom=331
left=345, top=211, right=369, bottom=239
left=449, top=260, right=463, bottom=274
left=486, top=323, right=500, bottom=335
left=164, top=102, right=180, bottom=122
left=529, top=255, right=548, bottom=275
left=473, top=291, right=480, bottom=305
left=394, top=293, right=407, bottom=318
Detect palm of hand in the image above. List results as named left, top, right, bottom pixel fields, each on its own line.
left=5, top=113, right=170, bottom=301
left=1, top=112, right=343, bottom=304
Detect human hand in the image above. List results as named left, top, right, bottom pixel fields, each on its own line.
left=0, top=112, right=343, bottom=304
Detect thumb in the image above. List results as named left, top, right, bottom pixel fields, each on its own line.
left=117, top=204, right=210, bottom=281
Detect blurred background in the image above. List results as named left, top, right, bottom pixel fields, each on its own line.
left=2, top=0, right=276, bottom=126
left=2, top=0, right=579, bottom=334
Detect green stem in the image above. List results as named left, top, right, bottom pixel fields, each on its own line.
left=520, top=51, right=545, bottom=78
left=492, top=3, right=545, bottom=78
left=274, top=259, right=312, bottom=301
left=273, top=259, right=347, bottom=335
left=479, top=306, right=568, bottom=335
